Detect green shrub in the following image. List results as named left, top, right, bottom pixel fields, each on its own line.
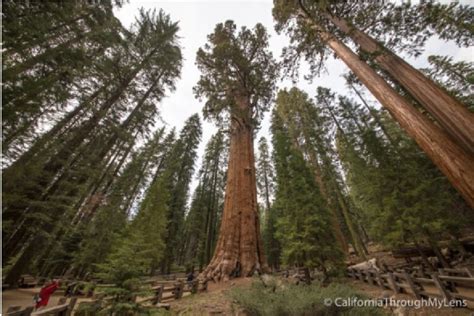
left=229, top=278, right=386, bottom=316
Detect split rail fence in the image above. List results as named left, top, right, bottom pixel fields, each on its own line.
left=5, top=279, right=208, bottom=315
left=347, top=267, right=474, bottom=303
left=5, top=298, right=77, bottom=316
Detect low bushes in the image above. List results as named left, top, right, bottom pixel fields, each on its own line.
left=229, top=277, right=385, bottom=316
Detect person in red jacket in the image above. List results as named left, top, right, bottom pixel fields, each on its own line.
left=34, top=279, right=60, bottom=309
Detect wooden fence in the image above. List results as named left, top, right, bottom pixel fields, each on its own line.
left=135, top=279, right=208, bottom=305
left=5, top=298, right=77, bottom=316
left=5, top=279, right=207, bottom=315
left=77, top=279, right=209, bottom=311
left=347, top=267, right=474, bottom=303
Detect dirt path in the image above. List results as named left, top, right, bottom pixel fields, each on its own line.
left=1, top=287, right=62, bottom=314
left=1, top=287, right=95, bottom=315
left=168, top=277, right=253, bottom=315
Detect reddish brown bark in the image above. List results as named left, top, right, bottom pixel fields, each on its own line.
left=299, top=10, right=474, bottom=208
left=325, top=13, right=474, bottom=155
left=200, top=95, right=267, bottom=281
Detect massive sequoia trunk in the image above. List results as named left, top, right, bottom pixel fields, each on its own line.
left=325, top=13, right=474, bottom=155
left=298, top=9, right=474, bottom=208
left=200, top=96, right=267, bottom=281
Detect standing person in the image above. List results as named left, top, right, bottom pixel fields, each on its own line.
left=35, top=279, right=60, bottom=309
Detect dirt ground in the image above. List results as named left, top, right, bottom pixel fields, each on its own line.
left=1, top=287, right=61, bottom=314
left=1, top=287, right=94, bottom=315
left=4, top=278, right=474, bottom=315
left=1, top=279, right=253, bottom=315
left=167, top=277, right=253, bottom=315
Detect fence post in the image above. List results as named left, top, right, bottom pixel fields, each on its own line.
left=64, top=298, right=77, bottom=316
left=152, top=286, right=163, bottom=305
left=403, top=271, right=421, bottom=299
left=431, top=273, right=452, bottom=301
left=366, top=270, right=374, bottom=285
left=464, top=268, right=473, bottom=278
left=174, top=281, right=184, bottom=299
left=386, top=273, right=400, bottom=294
left=375, top=271, right=385, bottom=289
left=191, top=280, right=199, bottom=294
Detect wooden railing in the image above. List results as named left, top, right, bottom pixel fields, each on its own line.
left=347, top=267, right=474, bottom=303
left=5, top=298, right=77, bottom=316
left=76, top=279, right=209, bottom=311
left=135, top=279, right=208, bottom=305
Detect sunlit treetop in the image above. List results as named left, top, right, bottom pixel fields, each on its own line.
left=194, top=20, right=279, bottom=128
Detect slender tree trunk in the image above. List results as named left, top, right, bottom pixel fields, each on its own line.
left=206, top=166, right=219, bottom=264
left=262, top=166, right=271, bottom=220
left=200, top=95, right=267, bottom=281
left=299, top=8, right=474, bottom=208
left=325, top=13, right=474, bottom=155
left=303, top=146, right=348, bottom=253
left=332, top=180, right=368, bottom=258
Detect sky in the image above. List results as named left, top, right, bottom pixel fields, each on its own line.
left=113, top=0, right=472, bottom=196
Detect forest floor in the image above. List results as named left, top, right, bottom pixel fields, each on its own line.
left=2, top=287, right=60, bottom=314
left=167, top=277, right=474, bottom=316
left=168, top=277, right=253, bottom=315
left=1, top=287, right=96, bottom=315
left=3, top=277, right=474, bottom=315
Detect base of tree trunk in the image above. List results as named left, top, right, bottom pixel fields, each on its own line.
left=199, top=116, right=268, bottom=282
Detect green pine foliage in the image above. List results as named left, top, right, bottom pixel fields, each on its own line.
left=256, top=137, right=279, bottom=269
left=271, top=109, right=344, bottom=276
left=2, top=3, right=184, bottom=285
left=322, top=86, right=472, bottom=250
left=180, top=131, right=227, bottom=270
left=421, top=55, right=474, bottom=111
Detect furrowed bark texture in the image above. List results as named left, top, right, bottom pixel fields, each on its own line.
left=200, top=96, right=267, bottom=281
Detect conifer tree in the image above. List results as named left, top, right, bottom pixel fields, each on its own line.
left=271, top=110, right=343, bottom=278
left=181, top=132, right=227, bottom=271
left=256, top=137, right=280, bottom=269
left=194, top=21, right=278, bottom=280
left=272, top=0, right=474, bottom=208
left=421, top=55, right=474, bottom=111
left=2, top=8, right=183, bottom=285
left=277, top=87, right=368, bottom=258
left=256, top=137, right=274, bottom=229
left=330, top=88, right=470, bottom=267
left=155, top=114, right=202, bottom=274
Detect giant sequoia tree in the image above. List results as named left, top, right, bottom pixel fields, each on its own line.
left=194, top=21, right=278, bottom=281
left=273, top=0, right=474, bottom=208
